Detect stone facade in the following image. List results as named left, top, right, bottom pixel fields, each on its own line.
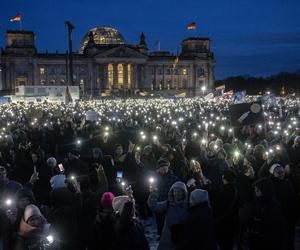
left=0, top=27, right=215, bottom=97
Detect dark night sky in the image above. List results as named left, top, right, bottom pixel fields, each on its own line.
left=1, top=0, right=299, bottom=79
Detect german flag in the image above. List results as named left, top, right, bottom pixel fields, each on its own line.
left=10, top=13, right=21, bottom=22
left=187, top=22, right=196, bottom=30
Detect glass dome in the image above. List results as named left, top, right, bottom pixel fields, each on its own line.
left=79, top=27, right=126, bottom=54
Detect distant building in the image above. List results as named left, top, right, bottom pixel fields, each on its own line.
left=0, top=27, right=215, bottom=97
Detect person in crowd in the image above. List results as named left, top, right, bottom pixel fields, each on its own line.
left=214, top=170, right=239, bottom=250
left=178, top=189, right=218, bottom=250
left=0, top=166, right=23, bottom=200
left=153, top=158, right=179, bottom=237
left=186, top=160, right=212, bottom=193
left=92, top=192, right=116, bottom=250
left=14, top=204, right=55, bottom=250
left=112, top=194, right=150, bottom=250
left=148, top=181, right=188, bottom=250
left=248, top=178, right=286, bottom=250
left=269, top=163, right=300, bottom=250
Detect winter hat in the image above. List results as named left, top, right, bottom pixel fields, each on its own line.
left=190, top=189, right=209, bottom=204
left=156, top=157, right=170, bottom=169
left=112, top=195, right=133, bottom=214
left=24, top=205, right=42, bottom=223
left=143, top=145, right=153, bottom=155
left=46, top=157, right=57, bottom=168
left=16, top=188, right=36, bottom=205
left=223, top=170, right=237, bottom=183
left=50, top=174, right=66, bottom=190
left=269, top=163, right=282, bottom=175
left=101, top=192, right=115, bottom=209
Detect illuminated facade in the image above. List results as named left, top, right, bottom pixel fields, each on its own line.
left=0, top=27, right=215, bottom=97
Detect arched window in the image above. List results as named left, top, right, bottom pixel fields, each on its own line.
left=108, top=64, right=113, bottom=89
left=118, top=64, right=124, bottom=88
left=128, top=64, right=132, bottom=89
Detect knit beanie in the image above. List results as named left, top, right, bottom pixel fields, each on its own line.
left=156, top=157, right=170, bottom=169
left=190, top=189, right=209, bottom=204
left=269, top=163, right=281, bottom=175
left=101, top=192, right=115, bottom=209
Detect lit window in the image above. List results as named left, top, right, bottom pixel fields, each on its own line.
left=182, top=68, right=187, bottom=75
left=128, top=64, right=132, bottom=89
left=40, top=67, right=45, bottom=75
left=80, top=79, right=85, bottom=88
left=108, top=64, right=113, bottom=89
left=118, top=64, right=124, bottom=87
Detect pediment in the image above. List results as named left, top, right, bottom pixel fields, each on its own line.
left=95, top=46, right=148, bottom=59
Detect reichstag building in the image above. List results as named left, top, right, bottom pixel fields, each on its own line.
left=0, top=27, right=215, bottom=97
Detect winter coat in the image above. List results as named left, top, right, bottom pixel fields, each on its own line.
left=248, top=197, right=286, bottom=250
left=156, top=172, right=179, bottom=201
left=14, top=218, right=53, bottom=250
left=270, top=176, right=300, bottom=230
left=91, top=209, right=116, bottom=250
left=48, top=187, right=81, bottom=250
left=148, top=182, right=189, bottom=250
left=214, top=183, right=239, bottom=232
left=178, top=202, right=218, bottom=250
left=113, top=201, right=149, bottom=250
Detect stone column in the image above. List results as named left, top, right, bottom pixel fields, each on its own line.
left=94, top=64, right=98, bottom=93
left=87, top=62, right=93, bottom=96
left=123, top=63, right=128, bottom=89
left=113, top=63, right=118, bottom=89
left=32, top=62, right=37, bottom=85
left=11, top=63, right=16, bottom=89
left=5, top=63, right=10, bottom=90
left=208, top=63, right=214, bottom=92
left=133, top=64, right=138, bottom=90
left=103, top=64, right=108, bottom=90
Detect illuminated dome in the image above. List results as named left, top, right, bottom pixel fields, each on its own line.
left=79, top=27, right=126, bottom=54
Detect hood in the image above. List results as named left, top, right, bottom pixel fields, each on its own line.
left=168, top=181, right=188, bottom=203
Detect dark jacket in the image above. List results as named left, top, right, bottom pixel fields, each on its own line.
left=113, top=201, right=149, bottom=250
left=179, top=202, right=218, bottom=250
left=248, top=180, right=286, bottom=250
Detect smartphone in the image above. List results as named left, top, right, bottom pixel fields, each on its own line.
left=117, top=171, right=123, bottom=178
left=58, top=164, right=64, bottom=173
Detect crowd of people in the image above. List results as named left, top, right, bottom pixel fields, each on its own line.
left=0, top=96, right=299, bottom=250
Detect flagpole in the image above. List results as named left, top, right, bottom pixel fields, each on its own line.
left=19, top=19, right=23, bottom=31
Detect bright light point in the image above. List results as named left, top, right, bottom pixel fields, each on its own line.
left=77, top=140, right=81, bottom=144
left=234, top=151, right=240, bottom=158
left=149, top=177, right=155, bottom=184
left=121, top=181, right=126, bottom=186
left=153, top=135, right=158, bottom=141
left=46, top=235, right=54, bottom=244
left=220, top=126, right=225, bottom=131
left=5, top=199, right=12, bottom=206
